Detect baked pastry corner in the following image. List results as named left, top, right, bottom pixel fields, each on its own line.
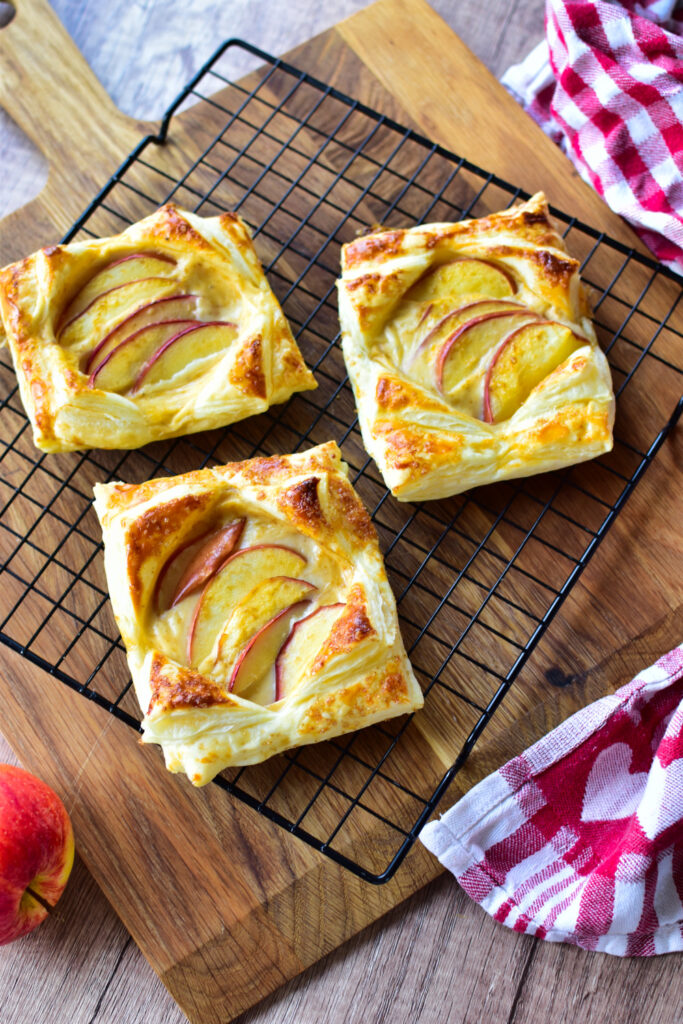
left=0, top=203, right=315, bottom=452
left=337, top=193, right=614, bottom=501
left=94, top=441, right=422, bottom=785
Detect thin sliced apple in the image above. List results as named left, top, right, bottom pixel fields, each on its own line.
left=405, top=258, right=516, bottom=306
left=153, top=528, right=213, bottom=613
left=83, top=293, right=199, bottom=373
left=274, top=603, right=345, bottom=701
left=170, top=519, right=246, bottom=608
left=88, top=319, right=198, bottom=391
left=436, top=310, right=540, bottom=396
left=130, top=320, right=238, bottom=394
left=229, top=598, right=315, bottom=700
left=187, top=544, right=307, bottom=667
left=417, top=301, right=435, bottom=327
left=58, top=253, right=176, bottom=332
left=59, top=277, right=178, bottom=350
left=408, top=298, right=525, bottom=367
left=107, top=252, right=175, bottom=272
left=483, top=320, right=586, bottom=424
left=212, top=576, right=318, bottom=679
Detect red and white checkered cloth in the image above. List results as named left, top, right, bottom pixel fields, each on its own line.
left=500, top=0, right=683, bottom=274
left=420, top=645, right=683, bottom=955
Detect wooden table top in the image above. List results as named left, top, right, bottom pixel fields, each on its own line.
left=0, top=2, right=680, bottom=1023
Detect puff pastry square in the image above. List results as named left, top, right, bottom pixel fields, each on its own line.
left=93, top=441, right=423, bottom=785
left=0, top=203, right=315, bottom=452
left=338, top=193, right=615, bottom=502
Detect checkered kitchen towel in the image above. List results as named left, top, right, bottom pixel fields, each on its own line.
left=420, top=646, right=683, bottom=955
left=501, top=0, right=683, bottom=274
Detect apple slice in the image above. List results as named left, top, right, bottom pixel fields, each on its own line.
left=408, top=299, right=525, bottom=368
left=58, top=277, right=178, bottom=350
left=107, top=252, right=175, bottom=272
left=83, top=293, right=199, bottom=373
left=436, top=310, right=540, bottom=396
left=187, top=544, right=307, bottom=666
left=130, top=320, right=238, bottom=394
left=88, top=319, right=199, bottom=391
left=406, top=257, right=516, bottom=306
left=483, top=320, right=586, bottom=424
left=274, top=603, right=345, bottom=701
left=58, top=252, right=176, bottom=332
left=229, top=599, right=313, bottom=703
left=212, top=575, right=317, bottom=671
left=153, top=529, right=212, bottom=613
left=170, top=519, right=246, bottom=608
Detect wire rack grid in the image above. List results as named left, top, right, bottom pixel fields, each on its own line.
left=0, top=40, right=681, bottom=883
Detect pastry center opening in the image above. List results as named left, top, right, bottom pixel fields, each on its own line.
left=55, top=249, right=240, bottom=396
left=384, top=256, right=584, bottom=423
left=149, top=511, right=347, bottom=707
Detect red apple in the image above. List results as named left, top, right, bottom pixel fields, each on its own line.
left=187, top=544, right=308, bottom=666
left=229, top=599, right=313, bottom=698
left=170, top=520, right=246, bottom=608
left=435, top=310, right=540, bottom=394
left=130, top=320, right=238, bottom=394
left=83, top=293, right=199, bottom=375
left=0, top=764, right=74, bottom=945
left=274, top=602, right=345, bottom=700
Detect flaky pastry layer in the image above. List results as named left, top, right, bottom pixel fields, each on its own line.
left=337, top=193, right=615, bottom=501
left=94, top=442, right=422, bottom=785
left=0, top=203, right=315, bottom=452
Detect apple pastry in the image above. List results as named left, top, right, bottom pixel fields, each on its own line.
left=0, top=203, right=315, bottom=452
left=93, top=441, right=423, bottom=785
left=337, top=193, right=615, bottom=501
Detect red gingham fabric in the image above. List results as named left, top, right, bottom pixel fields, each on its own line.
left=420, top=646, right=683, bottom=955
left=501, top=0, right=683, bottom=275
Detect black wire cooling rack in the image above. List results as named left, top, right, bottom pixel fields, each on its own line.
left=0, top=41, right=681, bottom=883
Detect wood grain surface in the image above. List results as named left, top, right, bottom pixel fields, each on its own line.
left=0, top=1, right=681, bottom=1023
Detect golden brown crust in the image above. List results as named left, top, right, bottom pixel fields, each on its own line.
left=298, top=656, right=411, bottom=736
left=228, top=334, right=267, bottom=398
left=0, top=203, right=316, bottom=453
left=372, top=421, right=462, bottom=477
left=325, top=475, right=375, bottom=546
left=375, top=374, right=445, bottom=414
left=148, top=654, right=233, bottom=713
left=145, top=204, right=214, bottom=251
left=344, top=231, right=405, bottom=268
left=127, top=492, right=214, bottom=610
left=93, top=442, right=423, bottom=784
left=312, top=583, right=375, bottom=672
left=277, top=476, right=326, bottom=531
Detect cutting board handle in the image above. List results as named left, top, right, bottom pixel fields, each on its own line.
left=0, top=0, right=148, bottom=225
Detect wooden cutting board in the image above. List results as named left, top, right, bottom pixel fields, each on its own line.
left=0, top=1, right=681, bottom=1022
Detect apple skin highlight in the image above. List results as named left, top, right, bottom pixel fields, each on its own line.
left=0, top=764, right=74, bottom=945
